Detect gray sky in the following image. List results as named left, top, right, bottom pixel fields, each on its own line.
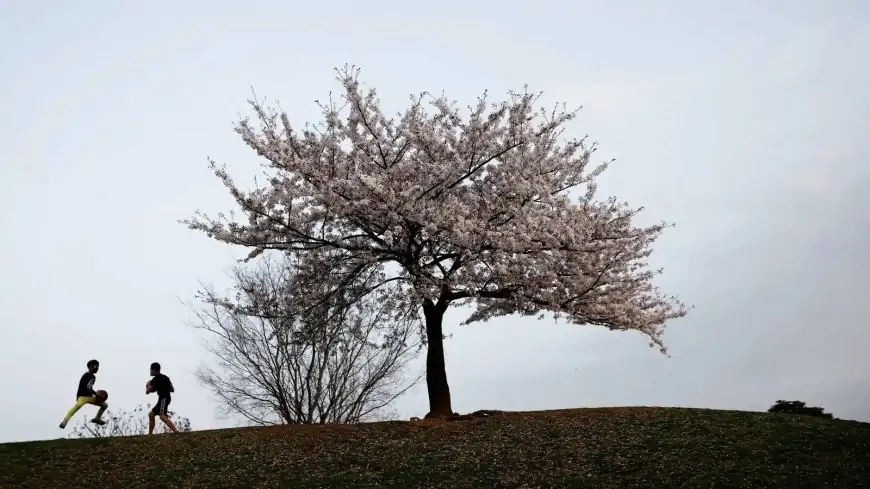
left=2, top=0, right=868, bottom=443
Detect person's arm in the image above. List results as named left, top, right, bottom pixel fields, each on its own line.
left=149, top=377, right=162, bottom=394
left=167, top=376, right=175, bottom=393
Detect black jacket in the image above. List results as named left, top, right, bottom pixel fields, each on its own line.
left=76, top=372, right=96, bottom=397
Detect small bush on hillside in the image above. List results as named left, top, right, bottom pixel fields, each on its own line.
left=768, top=400, right=834, bottom=419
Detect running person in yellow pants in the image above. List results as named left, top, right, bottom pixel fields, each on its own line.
left=59, top=359, right=108, bottom=429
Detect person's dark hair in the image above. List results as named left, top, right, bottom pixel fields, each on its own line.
left=87, top=359, right=99, bottom=368
left=150, top=362, right=161, bottom=372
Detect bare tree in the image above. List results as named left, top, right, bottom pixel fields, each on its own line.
left=191, top=251, right=422, bottom=425
left=69, top=404, right=192, bottom=438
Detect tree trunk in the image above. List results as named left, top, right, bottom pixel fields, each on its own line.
left=422, top=299, right=452, bottom=417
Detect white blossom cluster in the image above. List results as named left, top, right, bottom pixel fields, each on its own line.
left=186, top=66, right=689, bottom=354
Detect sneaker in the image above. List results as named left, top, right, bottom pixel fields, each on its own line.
left=58, top=420, right=67, bottom=429
left=90, top=418, right=107, bottom=426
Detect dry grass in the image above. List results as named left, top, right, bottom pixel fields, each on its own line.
left=2, top=407, right=868, bottom=488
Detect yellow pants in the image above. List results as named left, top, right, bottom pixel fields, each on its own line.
left=63, top=396, right=108, bottom=423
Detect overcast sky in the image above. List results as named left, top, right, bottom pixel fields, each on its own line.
left=2, top=0, right=868, bottom=443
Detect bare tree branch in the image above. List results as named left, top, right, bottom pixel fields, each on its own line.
left=189, top=250, right=422, bottom=425
left=68, top=405, right=192, bottom=438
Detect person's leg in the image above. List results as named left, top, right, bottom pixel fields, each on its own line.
left=159, top=414, right=179, bottom=433
left=60, top=396, right=93, bottom=428
left=148, top=407, right=157, bottom=435
left=154, top=398, right=178, bottom=433
left=90, top=400, right=108, bottom=425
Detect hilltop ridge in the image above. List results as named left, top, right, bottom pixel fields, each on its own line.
left=2, top=407, right=868, bottom=488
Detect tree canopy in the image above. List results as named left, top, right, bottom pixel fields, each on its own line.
left=186, top=66, right=689, bottom=415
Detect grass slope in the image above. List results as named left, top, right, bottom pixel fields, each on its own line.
left=2, top=407, right=868, bottom=489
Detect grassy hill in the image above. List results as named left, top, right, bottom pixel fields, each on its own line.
left=2, top=407, right=868, bottom=488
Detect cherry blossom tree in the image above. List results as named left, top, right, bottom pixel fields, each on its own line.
left=185, top=66, right=690, bottom=417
